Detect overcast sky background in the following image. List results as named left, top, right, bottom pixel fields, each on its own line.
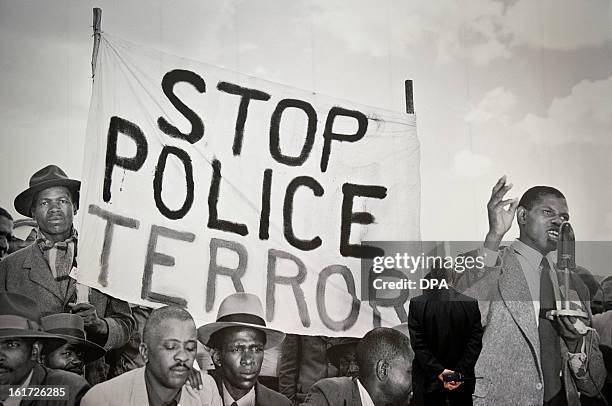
left=1, top=0, right=611, bottom=243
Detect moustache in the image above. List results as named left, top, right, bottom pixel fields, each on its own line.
left=170, top=363, right=190, bottom=371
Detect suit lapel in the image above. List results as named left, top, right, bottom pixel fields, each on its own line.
left=23, top=245, right=64, bottom=302
left=352, top=378, right=362, bottom=406
left=20, top=364, right=47, bottom=406
left=133, top=368, right=151, bottom=404
left=498, top=250, right=542, bottom=376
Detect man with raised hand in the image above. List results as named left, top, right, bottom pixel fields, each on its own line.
left=458, top=176, right=605, bottom=405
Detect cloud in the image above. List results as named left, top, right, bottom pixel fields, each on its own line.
left=518, top=76, right=612, bottom=145
left=449, top=149, right=493, bottom=178
left=310, top=0, right=509, bottom=65
left=465, top=87, right=517, bottom=125
left=506, top=0, right=612, bottom=50
left=309, top=0, right=611, bottom=66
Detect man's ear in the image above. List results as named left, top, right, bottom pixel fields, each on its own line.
left=517, top=206, right=527, bottom=226
left=375, top=359, right=389, bottom=382
left=139, top=342, right=149, bottom=363
left=31, top=341, right=42, bottom=362
left=211, top=349, right=222, bottom=368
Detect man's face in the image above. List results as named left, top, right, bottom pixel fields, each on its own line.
left=337, top=350, right=359, bottom=378
left=519, top=195, right=569, bottom=255
left=45, top=343, right=84, bottom=375
left=0, top=338, right=37, bottom=385
left=213, top=327, right=265, bottom=400
left=0, top=216, right=13, bottom=258
left=142, top=318, right=197, bottom=389
left=384, top=354, right=412, bottom=404
left=32, top=186, right=75, bottom=243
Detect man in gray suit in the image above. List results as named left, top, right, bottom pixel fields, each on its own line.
left=458, top=176, right=605, bottom=405
left=0, top=165, right=135, bottom=384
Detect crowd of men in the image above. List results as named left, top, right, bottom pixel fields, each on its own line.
left=0, top=165, right=610, bottom=406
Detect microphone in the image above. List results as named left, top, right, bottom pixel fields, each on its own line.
left=557, top=221, right=575, bottom=270
left=548, top=221, right=587, bottom=319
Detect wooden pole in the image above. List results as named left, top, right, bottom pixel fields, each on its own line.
left=405, top=80, right=414, bottom=114
left=91, top=8, right=102, bottom=78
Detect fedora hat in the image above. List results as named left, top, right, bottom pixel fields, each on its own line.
left=197, top=293, right=285, bottom=350
left=14, top=165, right=80, bottom=217
left=0, top=292, right=66, bottom=351
left=41, top=314, right=106, bottom=363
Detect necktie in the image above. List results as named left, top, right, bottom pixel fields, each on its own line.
left=538, top=257, right=565, bottom=405
left=230, top=403, right=238, bottom=406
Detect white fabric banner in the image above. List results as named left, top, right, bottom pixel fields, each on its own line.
left=78, top=33, right=420, bottom=336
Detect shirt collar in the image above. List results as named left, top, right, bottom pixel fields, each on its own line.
left=144, top=367, right=182, bottom=406
left=222, top=381, right=256, bottom=406
left=356, top=378, right=375, bottom=406
left=511, top=239, right=556, bottom=270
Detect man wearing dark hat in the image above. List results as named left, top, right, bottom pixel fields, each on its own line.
left=41, top=313, right=106, bottom=376
left=0, top=165, right=135, bottom=384
left=198, top=292, right=291, bottom=406
left=0, top=292, right=90, bottom=406
left=81, top=305, right=222, bottom=406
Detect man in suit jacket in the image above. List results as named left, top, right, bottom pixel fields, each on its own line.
left=81, top=306, right=222, bottom=406
left=0, top=292, right=90, bottom=406
left=408, top=268, right=483, bottom=406
left=198, top=293, right=291, bottom=406
left=0, top=165, right=135, bottom=384
left=303, top=327, right=413, bottom=406
left=457, top=177, right=605, bottom=405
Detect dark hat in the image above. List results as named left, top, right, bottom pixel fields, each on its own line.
left=197, top=293, right=285, bottom=349
left=14, top=165, right=80, bottom=217
left=0, top=292, right=66, bottom=351
left=327, top=338, right=359, bottom=367
left=41, top=313, right=106, bottom=363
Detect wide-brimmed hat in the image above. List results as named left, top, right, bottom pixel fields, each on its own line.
left=41, top=313, right=106, bottom=363
left=0, top=292, right=66, bottom=351
left=327, top=338, right=360, bottom=367
left=197, top=293, right=285, bottom=350
left=14, top=165, right=80, bottom=217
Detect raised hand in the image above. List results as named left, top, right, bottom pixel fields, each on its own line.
left=485, top=176, right=519, bottom=251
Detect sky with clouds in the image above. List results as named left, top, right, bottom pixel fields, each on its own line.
left=1, top=0, right=611, bottom=244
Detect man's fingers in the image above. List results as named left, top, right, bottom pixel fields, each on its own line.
left=490, top=180, right=513, bottom=205
left=69, top=303, right=94, bottom=312
left=508, top=198, right=520, bottom=213
left=491, top=176, right=506, bottom=197
left=496, top=198, right=518, bottom=210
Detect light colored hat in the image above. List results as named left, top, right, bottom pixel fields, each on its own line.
left=41, top=313, right=106, bottom=363
left=197, top=293, right=285, bottom=350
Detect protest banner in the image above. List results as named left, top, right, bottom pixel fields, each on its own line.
left=77, top=32, right=420, bottom=336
